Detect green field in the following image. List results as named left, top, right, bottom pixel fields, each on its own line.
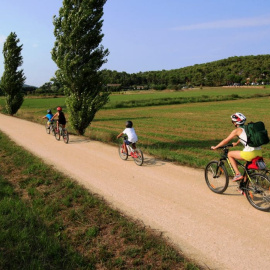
left=0, top=87, right=269, bottom=269
left=1, top=87, right=270, bottom=168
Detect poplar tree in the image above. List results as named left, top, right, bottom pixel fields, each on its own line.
left=52, top=0, right=109, bottom=135
left=0, top=32, right=25, bottom=115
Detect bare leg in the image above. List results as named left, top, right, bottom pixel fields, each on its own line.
left=228, top=151, right=244, bottom=175
left=124, top=142, right=128, bottom=154
left=132, top=143, right=136, bottom=150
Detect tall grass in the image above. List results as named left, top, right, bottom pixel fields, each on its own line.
left=88, top=97, right=270, bottom=168
left=1, top=87, right=270, bottom=168
left=0, top=131, right=199, bottom=269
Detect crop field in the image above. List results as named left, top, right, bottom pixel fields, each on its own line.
left=90, top=97, right=270, bottom=168
left=105, top=86, right=270, bottom=108
left=1, top=87, right=270, bottom=168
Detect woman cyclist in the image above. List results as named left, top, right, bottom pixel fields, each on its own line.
left=51, top=107, right=66, bottom=132
left=211, top=112, right=262, bottom=181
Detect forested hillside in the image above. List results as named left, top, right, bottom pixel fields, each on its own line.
left=101, top=54, right=270, bottom=90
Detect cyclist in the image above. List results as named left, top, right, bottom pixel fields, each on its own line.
left=117, top=120, right=138, bottom=154
left=51, top=107, right=66, bottom=132
left=211, top=112, right=262, bottom=182
left=42, top=109, right=54, bottom=129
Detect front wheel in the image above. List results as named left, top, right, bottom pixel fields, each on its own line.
left=205, top=161, right=229, bottom=194
left=62, top=129, right=69, bottom=144
left=118, top=144, right=128, bottom=160
left=54, top=128, right=60, bottom=141
left=133, top=149, right=144, bottom=166
left=245, top=173, right=270, bottom=212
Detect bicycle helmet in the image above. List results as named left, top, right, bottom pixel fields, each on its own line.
left=231, top=112, right=246, bottom=125
left=126, top=120, right=133, bottom=128
left=47, top=109, right=51, bottom=114
left=57, top=106, right=62, bottom=111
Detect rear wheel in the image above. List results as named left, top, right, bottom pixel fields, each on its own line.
left=51, top=125, right=56, bottom=136
left=245, top=173, right=270, bottom=212
left=63, top=129, right=69, bottom=144
left=133, top=148, right=144, bottom=166
left=118, top=144, right=128, bottom=160
left=205, top=161, right=229, bottom=194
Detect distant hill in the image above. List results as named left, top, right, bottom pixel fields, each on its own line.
left=101, top=54, right=270, bottom=89
left=23, top=84, right=37, bottom=88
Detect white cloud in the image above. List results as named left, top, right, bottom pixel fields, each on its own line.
left=172, top=16, right=270, bottom=31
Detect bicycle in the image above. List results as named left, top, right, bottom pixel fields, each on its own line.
left=54, top=124, right=69, bottom=144
left=205, top=144, right=270, bottom=212
left=118, top=136, right=144, bottom=166
left=45, top=121, right=56, bottom=136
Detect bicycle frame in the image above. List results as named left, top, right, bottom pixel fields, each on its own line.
left=218, top=146, right=253, bottom=184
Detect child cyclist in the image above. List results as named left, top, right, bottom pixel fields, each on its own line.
left=117, top=120, right=138, bottom=154
left=211, top=112, right=262, bottom=182
left=42, top=109, right=54, bottom=129
left=51, top=107, right=66, bottom=132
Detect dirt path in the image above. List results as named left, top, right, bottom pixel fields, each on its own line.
left=0, top=113, right=269, bottom=270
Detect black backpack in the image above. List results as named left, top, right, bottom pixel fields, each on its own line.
left=241, top=121, right=269, bottom=147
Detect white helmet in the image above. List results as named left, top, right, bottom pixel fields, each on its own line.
left=231, top=112, right=246, bottom=125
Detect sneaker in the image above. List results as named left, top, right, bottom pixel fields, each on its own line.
left=232, top=174, right=243, bottom=182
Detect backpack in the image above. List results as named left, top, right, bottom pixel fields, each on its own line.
left=241, top=121, right=269, bottom=147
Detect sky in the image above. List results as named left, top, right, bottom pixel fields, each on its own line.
left=1, top=0, right=270, bottom=87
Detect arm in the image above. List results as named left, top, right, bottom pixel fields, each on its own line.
left=117, top=132, right=124, bottom=139
left=211, top=128, right=241, bottom=150
left=51, top=112, right=58, bottom=121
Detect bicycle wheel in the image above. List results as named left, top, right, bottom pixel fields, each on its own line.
left=245, top=173, right=270, bottom=212
left=205, top=161, right=229, bottom=194
left=45, top=124, right=50, bottom=134
left=118, top=144, right=128, bottom=160
left=51, top=125, right=56, bottom=136
left=55, top=128, right=60, bottom=141
left=133, top=149, right=144, bottom=166
left=62, top=129, right=69, bottom=144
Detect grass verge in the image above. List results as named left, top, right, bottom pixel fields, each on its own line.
left=0, top=131, right=199, bottom=270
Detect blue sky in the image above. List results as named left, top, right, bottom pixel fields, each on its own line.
left=1, top=0, right=270, bottom=87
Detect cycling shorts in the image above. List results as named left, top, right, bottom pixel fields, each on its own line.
left=240, top=150, right=262, bottom=161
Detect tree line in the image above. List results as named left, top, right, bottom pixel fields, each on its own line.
left=27, top=54, right=270, bottom=95
left=100, top=54, right=270, bottom=91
